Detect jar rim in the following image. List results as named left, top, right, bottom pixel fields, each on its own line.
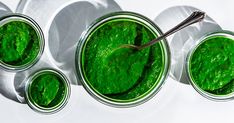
left=76, top=11, right=171, bottom=107
left=0, top=13, right=45, bottom=71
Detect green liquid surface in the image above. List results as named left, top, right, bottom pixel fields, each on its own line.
left=0, top=21, right=40, bottom=66
left=190, top=36, right=234, bottom=95
left=82, top=19, right=164, bottom=101
left=29, top=72, right=66, bottom=108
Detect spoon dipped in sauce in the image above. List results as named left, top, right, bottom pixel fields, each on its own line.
left=105, top=11, right=205, bottom=71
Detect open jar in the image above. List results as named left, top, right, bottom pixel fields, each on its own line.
left=0, top=14, right=44, bottom=71
left=76, top=11, right=170, bottom=107
left=187, top=31, right=234, bottom=101
left=25, top=69, right=71, bottom=114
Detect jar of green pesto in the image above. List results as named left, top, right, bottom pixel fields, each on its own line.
left=187, top=31, right=234, bottom=101
left=0, top=14, right=44, bottom=71
left=25, top=69, right=71, bottom=114
left=76, top=11, right=170, bottom=107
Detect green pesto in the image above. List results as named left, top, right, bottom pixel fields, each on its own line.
left=190, top=36, right=234, bottom=95
left=82, top=19, right=164, bottom=100
left=29, top=72, right=66, bottom=108
left=0, top=21, right=40, bottom=66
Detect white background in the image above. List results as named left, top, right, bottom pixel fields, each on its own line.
left=1, top=0, right=234, bottom=123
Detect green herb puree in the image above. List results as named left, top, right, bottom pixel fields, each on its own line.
left=190, top=36, right=234, bottom=95
left=30, top=73, right=66, bottom=108
left=0, top=21, right=40, bottom=66
left=82, top=20, right=164, bottom=100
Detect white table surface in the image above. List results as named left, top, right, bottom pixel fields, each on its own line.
left=1, top=0, right=234, bottom=123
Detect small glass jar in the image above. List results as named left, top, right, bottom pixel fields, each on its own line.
left=25, top=69, right=71, bottom=114
left=76, top=11, right=170, bottom=107
left=186, top=31, right=234, bottom=101
left=0, top=14, right=44, bottom=71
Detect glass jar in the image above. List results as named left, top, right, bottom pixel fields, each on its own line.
left=76, top=11, right=170, bottom=107
left=25, top=69, right=71, bottom=114
left=187, top=31, right=234, bottom=101
left=0, top=14, right=44, bottom=71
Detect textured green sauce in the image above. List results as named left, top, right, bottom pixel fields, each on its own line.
left=0, top=21, right=40, bottom=66
left=190, top=36, right=234, bottom=95
left=82, top=19, right=164, bottom=100
left=29, top=72, right=66, bottom=108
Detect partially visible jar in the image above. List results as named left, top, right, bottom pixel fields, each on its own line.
left=25, top=69, right=71, bottom=114
left=76, top=11, right=170, bottom=107
left=186, top=31, right=234, bottom=101
left=0, top=14, right=44, bottom=71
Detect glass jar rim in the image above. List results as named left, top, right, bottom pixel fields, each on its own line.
left=0, top=13, right=45, bottom=71
left=186, top=30, right=234, bottom=101
left=76, top=11, right=171, bottom=107
left=25, top=68, right=71, bottom=114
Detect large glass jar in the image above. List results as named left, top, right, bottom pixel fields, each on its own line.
left=76, top=11, right=170, bottom=107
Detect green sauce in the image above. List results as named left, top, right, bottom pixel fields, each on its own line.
left=0, top=21, right=40, bottom=67
left=29, top=72, right=66, bottom=108
left=82, top=19, right=164, bottom=101
left=189, top=36, right=234, bottom=95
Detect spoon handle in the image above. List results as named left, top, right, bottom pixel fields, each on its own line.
left=138, top=11, right=206, bottom=50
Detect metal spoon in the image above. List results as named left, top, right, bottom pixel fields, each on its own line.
left=120, top=11, right=206, bottom=50
left=104, top=11, right=206, bottom=95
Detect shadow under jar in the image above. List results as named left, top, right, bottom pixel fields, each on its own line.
left=0, top=14, right=44, bottom=71
left=25, top=69, right=71, bottom=114
left=187, top=31, right=234, bottom=101
left=76, top=11, right=170, bottom=107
